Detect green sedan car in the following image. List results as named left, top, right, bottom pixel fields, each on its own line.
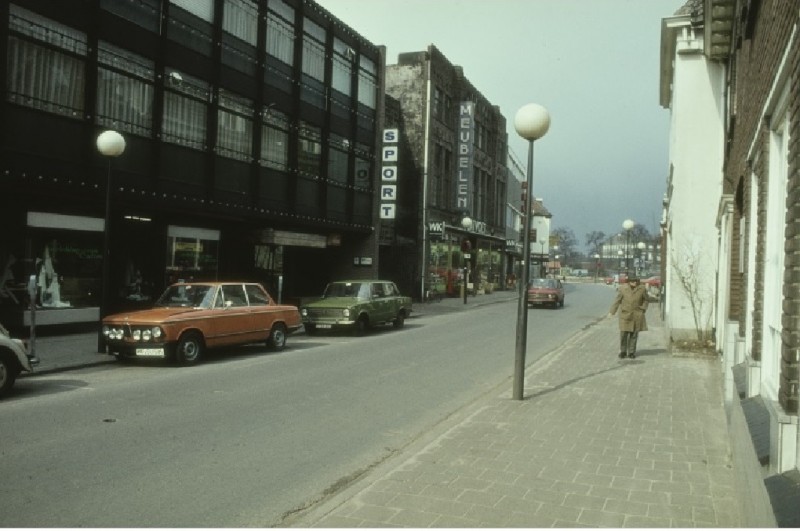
left=300, top=280, right=412, bottom=335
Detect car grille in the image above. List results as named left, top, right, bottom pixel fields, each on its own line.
left=306, top=308, right=342, bottom=318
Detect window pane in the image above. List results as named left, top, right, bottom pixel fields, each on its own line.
left=357, top=70, right=376, bottom=108
left=9, top=5, right=87, bottom=55
left=266, top=12, right=294, bottom=64
left=298, top=122, right=321, bottom=176
left=7, top=37, right=85, bottom=117
left=223, top=0, right=257, bottom=45
left=301, top=37, right=325, bottom=80
left=97, top=69, right=153, bottom=136
left=163, top=92, right=207, bottom=149
left=170, top=0, right=214, bottom=21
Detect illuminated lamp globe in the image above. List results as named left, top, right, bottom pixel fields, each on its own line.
left=514, top=103, right=551, bottom=141
left=96, top=130, right=126, bottom=157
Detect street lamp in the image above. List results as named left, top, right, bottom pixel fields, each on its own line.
left=513, top=103, right=550, bottom=401
left=593, top=253, right=600, bottom=282
left=96, top=130, right=126, bottom=352
left=636, top=241, right=646, bottom=275
left=622, top=219, right=634, bottom=275
left=461, top=214, right=472, bottom=304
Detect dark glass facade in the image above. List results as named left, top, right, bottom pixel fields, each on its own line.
left=0, top=0, right=384, bottom=329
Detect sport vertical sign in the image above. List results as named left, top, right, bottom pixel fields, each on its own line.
left=456, top=101, right=474, bottom=212
left=380, top=128, right=398, bottom=219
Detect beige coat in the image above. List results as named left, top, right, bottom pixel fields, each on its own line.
left=609, top=283, right=649, bottom=332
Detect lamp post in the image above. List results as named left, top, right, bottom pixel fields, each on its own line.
left=617, top=249, right=624, bottom=279
left=636, top=241, right=646, bottom=275
left=538, top=240, right=545, bottom=278
left=513, top=103, right=550, bottom=401
left=593, top=253, right=600, bottom=282
left=622, top=219, right=634, bottom=275
left=461, top=214, right=472, bottom=304
left=96, top=130, right=126, bottom=352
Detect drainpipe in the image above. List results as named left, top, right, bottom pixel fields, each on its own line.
left=419, top=49, right=432, bottom=301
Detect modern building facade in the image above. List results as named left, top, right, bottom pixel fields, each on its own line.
left=383, top=45, right=509, bottom=300
left=0, top=0, right=385, bottom=329
left=661, top=0, right=800, bottom=524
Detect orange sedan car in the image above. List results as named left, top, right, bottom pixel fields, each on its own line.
left=101, top=282, right=301, bottom=365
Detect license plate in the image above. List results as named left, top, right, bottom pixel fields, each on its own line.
left=316, top=324, right=332, bottom=329
left=136, top=348, right=165, bottom=357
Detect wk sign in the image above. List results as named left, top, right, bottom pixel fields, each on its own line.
left=380, top=128, right=398, bottom=219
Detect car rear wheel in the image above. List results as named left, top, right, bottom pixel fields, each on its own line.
left=176, top=332, right=203, bottom=365
left=0, top=355, right=19, bottom=397
left=267, top=323, right=287, bottom=350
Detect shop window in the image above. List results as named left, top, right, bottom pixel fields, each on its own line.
left=97, top=41, right=154, bottom=136
left=7, top=5, right=86, bottom=118
left=166, top=226, right=220, bottom=283
left=26, top=212, right=104, bottom=310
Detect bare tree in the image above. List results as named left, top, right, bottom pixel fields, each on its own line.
left=585, top=231, right=606, bottom=255
left=670, top=243, right=714, bottom=343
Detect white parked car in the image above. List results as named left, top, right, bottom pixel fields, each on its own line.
left=0, top=323, right=36, bottom=397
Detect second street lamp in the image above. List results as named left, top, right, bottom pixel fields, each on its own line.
left=622, top=218, right=634, bottom=275
left=96, top=130, right=126, bottom=353
left=512, top=103, right=550, bottom=401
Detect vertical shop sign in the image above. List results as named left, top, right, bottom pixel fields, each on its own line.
left=456, top=101, right=474, bottom=212
left=380, top=128, right=398, bottom=219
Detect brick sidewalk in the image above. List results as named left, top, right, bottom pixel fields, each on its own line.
left=295, top=312, right=741, bottom=527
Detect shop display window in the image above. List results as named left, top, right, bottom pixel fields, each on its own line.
left=28, top=230, right=103, bottom=310
left=166, top=226, right=220, bottom=284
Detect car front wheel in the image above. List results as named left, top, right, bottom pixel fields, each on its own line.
left=176, top=332, right=203, bottom=365
left=268, top=323, right=287, bottom=350
left=393, top=312, right=405, bottom=329
left=0, top=355, right=19, bottom=397
left=354, top=316, right=369, bottom=336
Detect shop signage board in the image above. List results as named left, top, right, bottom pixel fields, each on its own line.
left=380, top=128, right=398, bottom=219
left=455, top=101, right=474, bottom=212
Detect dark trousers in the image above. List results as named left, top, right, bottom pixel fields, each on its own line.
left=620, top=331, right=639, bottom=355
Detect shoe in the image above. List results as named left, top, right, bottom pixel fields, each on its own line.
left=628, top=353, right=636, bottom=359
left=618, top=352, right=626, bottom=359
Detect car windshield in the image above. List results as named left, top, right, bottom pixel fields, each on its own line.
left=530, top=279, right=557, bottom=289
left=322, top=282, right=370, bottom=299
left=155, top=284, right=216, bottom=308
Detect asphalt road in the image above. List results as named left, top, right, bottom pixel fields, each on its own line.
left=0, top=283, right=613, bottom=527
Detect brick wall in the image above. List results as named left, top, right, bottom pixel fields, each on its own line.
left=722, top=0, right=799, bottom=412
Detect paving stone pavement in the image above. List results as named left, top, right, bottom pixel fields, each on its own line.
left=296, top=310, right=741, bottom=528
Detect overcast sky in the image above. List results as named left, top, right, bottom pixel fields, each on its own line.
left=316, top=0, right=684, bottom=251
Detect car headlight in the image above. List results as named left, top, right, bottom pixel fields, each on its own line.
left=132, top=330, right=141, bottom=340
left=142, top=329, right=151, bottom=341
left=301, top=308, right=307, bottom=316
left=343, top=309, right=350, bottom=317
left=152, top=327, right=163, bottom=339
left=102, top=325, right=110, bottom=336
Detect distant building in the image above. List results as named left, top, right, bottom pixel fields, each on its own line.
left=383, top=45, right=509, bottom=299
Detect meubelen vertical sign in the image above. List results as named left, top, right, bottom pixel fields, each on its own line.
left=456, top=101, right=474, bottom=212
left=380, top=129, right=398, bottom=219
